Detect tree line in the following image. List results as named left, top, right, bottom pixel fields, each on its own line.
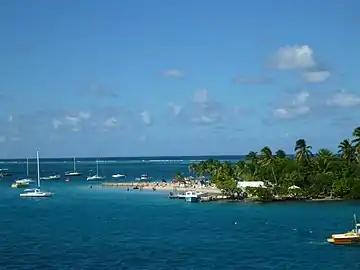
left=187, top=127, right=360, bottom=202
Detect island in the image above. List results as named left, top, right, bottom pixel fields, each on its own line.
left=186, top=126, right=360, bottom=202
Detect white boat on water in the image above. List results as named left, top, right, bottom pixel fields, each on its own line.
left=40, top=174, right=61, bottom=180
left=87, top=159, right=105, bottom=181
left=16, top=158, right=34, bottom=184
left=64, top=157, right=82, bottom=176
left=20, top=150, right=53, bottom=198
left=15, top=179, right=34, bottom=185
left=112, top=173, right=126, bottom=178
left=184, top=191, right=206, bottom=203
left=135, top=174, right=151, bottom=181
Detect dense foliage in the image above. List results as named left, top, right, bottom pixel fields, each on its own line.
left=188, top=127, right=360, bottom=202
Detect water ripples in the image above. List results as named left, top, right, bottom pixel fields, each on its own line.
left=1, top=183, right=360, bottom=269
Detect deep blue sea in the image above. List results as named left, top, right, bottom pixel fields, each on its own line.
left=1, top=157, right=360, bottom=269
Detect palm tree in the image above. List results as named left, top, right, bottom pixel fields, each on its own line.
left=352, top=127, right=360, bottom=148
left=174, top=171, right=184, bottom=182
left=317, top=148, right=335, bottom=173
left=259, top=146, right=277, bottom=184
left=352, top=127, right=360, bottom=161
left=275, top=149, right=286, bottom=159
left=245, top=151, right=259, bottom=180
left=235, top=160, right=246, bottom=180
left=338, top=139, right=355, bottom=163
left=246, top=151, right=258, bottom=162
left=294, top=139, right=313, bottom=163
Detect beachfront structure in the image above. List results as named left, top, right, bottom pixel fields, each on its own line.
left=237, top=181, right=265, bottom=189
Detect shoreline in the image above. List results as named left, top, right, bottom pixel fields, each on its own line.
left=101, top=182, right=222, bottom=195
left=101, top=182, right=348, bottom=203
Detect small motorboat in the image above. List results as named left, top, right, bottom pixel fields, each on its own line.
left=184, top=191, right=200, bottom=203
left=327, top=214, right=360, bottom=245
left=16, top=178, right=34, bottom=184
left=11, top=182, right=29, bottom=188
left=40, top=174, right=61, bottom=180
left=112, top=173, right=126, bottom=178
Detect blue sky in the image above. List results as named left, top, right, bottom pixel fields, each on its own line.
left=0, top=0, right=359, bottom=158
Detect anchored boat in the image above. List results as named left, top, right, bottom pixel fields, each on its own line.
left=11, top=182, right=29, bottom=188
left=327, top=214, right=360, bottom=245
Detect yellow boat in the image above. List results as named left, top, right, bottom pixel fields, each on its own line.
left=11, top=182, right=29, bottom=188
left=327, top=214, right=360, bottom=245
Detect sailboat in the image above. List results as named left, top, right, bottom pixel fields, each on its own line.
left=86, top=159, right=105, bottom=181
left=20, top=150, right=53, bottom=197
left=64, top=156, right=82, bottom=176
left=15, top=158, right=34, bottom=184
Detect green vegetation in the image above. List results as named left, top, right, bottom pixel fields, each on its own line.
left=188, top=127, right=360, bottom=202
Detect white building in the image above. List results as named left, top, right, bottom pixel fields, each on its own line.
left=237, top=181, right=265, bottom=189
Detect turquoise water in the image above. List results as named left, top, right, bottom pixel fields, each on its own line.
left=1, top=160, right=360, bottom=269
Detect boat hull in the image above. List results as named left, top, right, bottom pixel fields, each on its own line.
left=87, top=176, right=105, bottom=181
left=65, top=173, right=82, bottom=176
left=11, top=183, right=29, bottom=188
left=327, top=238, right=360, bottom=245
left=112, top=174, right=125, bottom=178
left=327, top=233, right=360, bottom=245
left=40, top=175, right=61, bottom=180
left=185, top=196, right=199, bottom=203
left=20, top=192, right=53, bottom=197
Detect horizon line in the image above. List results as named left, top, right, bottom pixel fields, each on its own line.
left=0, top=153, right=299, bottom=161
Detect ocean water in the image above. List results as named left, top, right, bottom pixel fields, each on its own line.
left=1, top=158, right=360, bottom=269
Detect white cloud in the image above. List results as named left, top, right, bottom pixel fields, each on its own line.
left=0, top=135, right=6, bottom=143
left=7, top=115, right=13, bottom=123
left=58, top=111, right=92, bottom=130
left=167, top=102, right=183, bottom=116
left=302, top=70, right=330, bottom=83
left=193, top=89, right=208, bottom=103
left=326, top=90, right=360, bottom=107
left=103, top=116, right=117, bottom=128
left=191, top=115, right=215, bottom=124
left=273, top=91, right=310, bottom=119
left=78, top=111, right=91, bottom=120
left=52, top=119, right=63, bottom=129
left=140, top=111, right=151, bottom=125
left=65, top=115, right=81, bottom=126
left=162, top=69, right=184, bottom=79
left=272, top=45, right=316, bottom=69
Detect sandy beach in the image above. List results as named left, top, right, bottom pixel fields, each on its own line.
left=101, top=182, right=222, bottom=194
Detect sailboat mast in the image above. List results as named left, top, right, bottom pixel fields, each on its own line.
left=73, top=156, right=76, bottom=172
left=37, top=150, right=40, bottom=188
left=26, top=158, right=29, bottom=176
left=96, top=159, right=99, bottom=175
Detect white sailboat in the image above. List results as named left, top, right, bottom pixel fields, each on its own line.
left=16, top=158, right=34, bottom=184
left=20, top=150, right=53, bottom=197
left=87, top=159, right=105, bottom=181
left=64, top=156, right=82, bottom=176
